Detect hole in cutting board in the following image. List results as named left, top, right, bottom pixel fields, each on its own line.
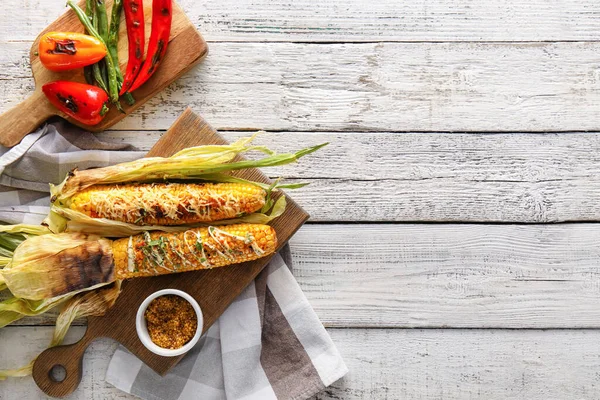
left=49, top=364, right=67, bottom=382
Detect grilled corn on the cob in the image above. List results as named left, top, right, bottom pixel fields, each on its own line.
left=1, top=224, right=277, bottom=300
left=112, top=223, right=277, bottom=279
left=69, top=182, right=267, bottom=225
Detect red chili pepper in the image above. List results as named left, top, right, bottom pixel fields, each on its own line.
left=126, top=0, right=172, bottom=94
left=120, top=0, right=146, bottom=95
left=39, top=32, right=107, bottom=72
left=42, top=81, right=109, bottom=125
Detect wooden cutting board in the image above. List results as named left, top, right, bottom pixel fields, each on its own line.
left=0, top=0, right=207, bottom=147
left=30, top=108, right=310, bottom=398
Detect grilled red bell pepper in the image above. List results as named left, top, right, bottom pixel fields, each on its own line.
left=120, top=0, right=146, bottom=95
left=126, top=0, right=172, bottom=93
left=38, top=32, right=107, bottom=72
left=42, top=81, right=109, bottom=125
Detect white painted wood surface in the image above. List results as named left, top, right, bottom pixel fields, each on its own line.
left=4, top=0, right=600, bottom=42
left=4, top=42, right=600, bottom=132
left=4, top=327, right=600, bottom=400
left=2, top=0, right=600, bottom=398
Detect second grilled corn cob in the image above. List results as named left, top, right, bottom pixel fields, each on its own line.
left=68, top=182, right=267, bottom=225
left=113, top=223, right=277, bottom=279
left=1, top=224, right=277, bottom=300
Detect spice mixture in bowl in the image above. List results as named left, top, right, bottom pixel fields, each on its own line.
left=136, top=289, right=203, bottom=357
left=145, top=295, right=198, bottom=349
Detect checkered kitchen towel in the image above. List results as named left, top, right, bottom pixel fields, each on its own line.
left=0, top=121, right=347, bottom=400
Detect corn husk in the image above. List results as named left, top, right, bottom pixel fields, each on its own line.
left=0, top=363, right=34, bottom=380
left=0, top=295, right=75, bottom=328
left=52, top=134, right=273, bottom=200
left=0, top=233, right=113, bottom=301
left=46, top=135, right=326, bottom=236
left=51, top=280, right=121, bottom=346
left=0, top=224, right=50, bottom=259
left=0, top=225, right=59, bottom=326
left=0, top=281, right=122, bottom=380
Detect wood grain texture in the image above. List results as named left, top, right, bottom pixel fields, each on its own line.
left=4, top=0, right=600, bottom=42
left=0, top=0, right=207, bottom=147
left=5, top=327, right=600, bottom=399
left=4, top=42, right=600, bottom=132
left=289, top=224, right=600, bottom=328
left=318, top=329, right=600, bottom=400
left=30, top=109, right=309, bottom=398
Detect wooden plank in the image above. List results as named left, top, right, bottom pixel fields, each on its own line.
left=289, top=224, right=600, bottom=328
left=4, top=326, right=600, bottom=399
left=4, top=0, right=600, bottom=42
left=9, top=223, right=600, bottom=329
left=4, top=42, right=600, bottom=132
left=97, top=130, right=600, bottom=223
left=320, top=329, right=600, bottom=400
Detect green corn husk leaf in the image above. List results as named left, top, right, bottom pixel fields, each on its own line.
left=0, top=233, right=113, bottom=300
left=51, top=134, right=280, bottom=201
left=0, top=294, right=75, bottom=328
left=0, top=233, right=26, bottom=258
left=0, top=224, right=51, bottom=236
left=49, top=196, right=288, bottom=237
left=193, top=173, right=309, bottom=191
left=0, top=224, right=50, bottom=259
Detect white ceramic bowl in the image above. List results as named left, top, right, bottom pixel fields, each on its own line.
left=136, top=289, right=203, bottom=357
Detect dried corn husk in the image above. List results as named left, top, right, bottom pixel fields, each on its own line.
left=51, top=280, right=121, bottom=346
left=0, top=295, right=75, bottom=328
left=0, top=225, right=59, bottom=326
left=0, top=363, right=34, bottom=380
left=0, top=233, right=114, bottom=301
left=0, top=281, right=122, bottom=380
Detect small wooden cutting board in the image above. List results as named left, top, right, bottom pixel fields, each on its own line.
left=0, top=0, right=207, bottom=147
left=31, top=109, right=310, bottom=397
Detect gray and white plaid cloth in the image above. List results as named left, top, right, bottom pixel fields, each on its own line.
left=0, top=121, right=347, bottom=400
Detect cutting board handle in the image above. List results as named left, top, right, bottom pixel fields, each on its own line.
left=32, top=326, right=97, bottom=398
left=0, top=90, right=55, bottom=148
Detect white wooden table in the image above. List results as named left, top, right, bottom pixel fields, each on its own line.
left=2, top=0, right=600, bottom=398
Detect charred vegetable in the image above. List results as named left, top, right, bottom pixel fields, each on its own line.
left=120, top=0, right=145, bottom=95
left=126, top=0, right=172, bottom=93
left=0, top=223, right=277, bottom=301
left=38, top=32, right=107, bottom=71
left=107, top=0, right=124, bottom=85
left=67, top=0, right=121, bottom=108
left=69, top=182, right=268, bottom=225
left=42, top=81, right=109, bottom=125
